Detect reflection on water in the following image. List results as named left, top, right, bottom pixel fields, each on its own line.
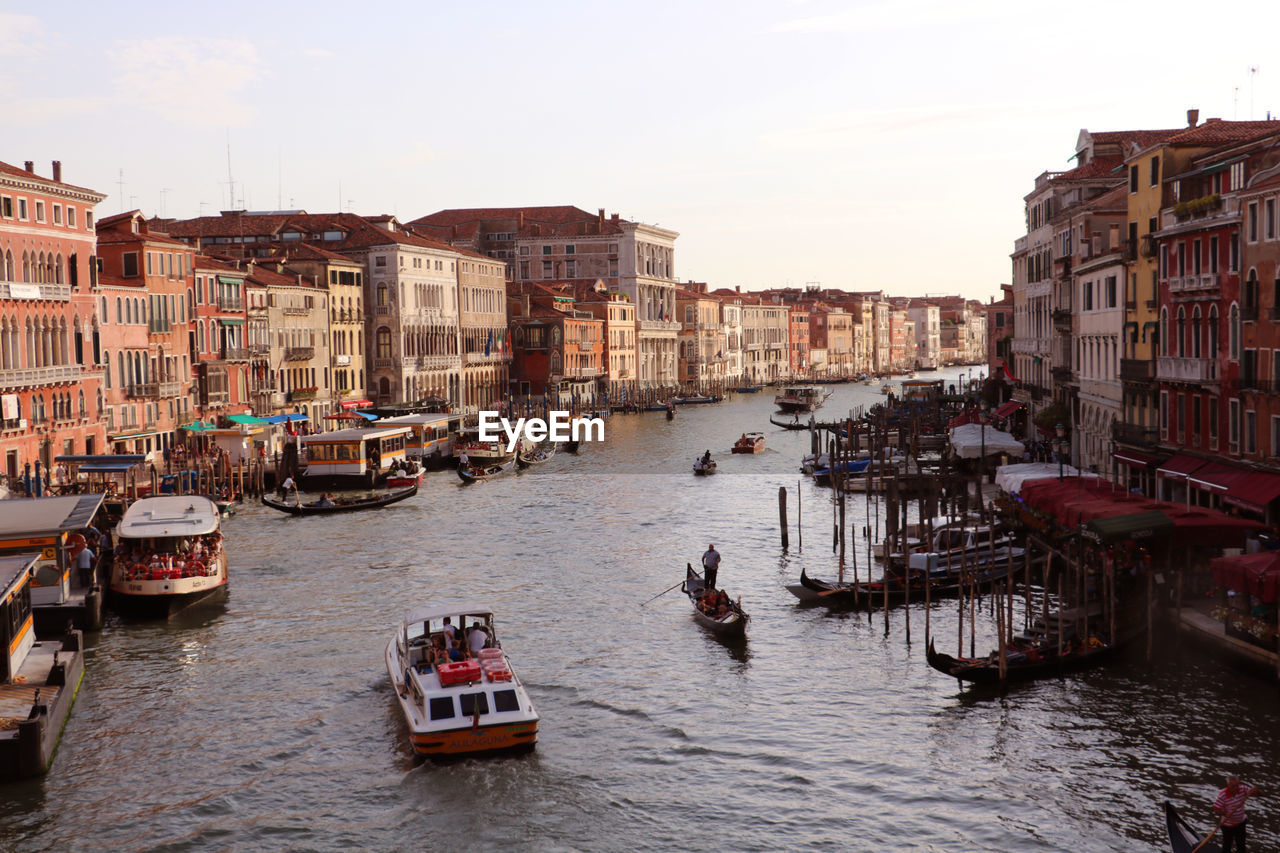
left=2, top=367, right=1278, bottom=852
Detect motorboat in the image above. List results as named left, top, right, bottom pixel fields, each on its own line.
left=774, top=386, right=826, bottom=414
left=109, top=495, right=228, bottom=617
left=731, top=433, right=766, bottom=454
left=385, top=603, right=538, bottom=758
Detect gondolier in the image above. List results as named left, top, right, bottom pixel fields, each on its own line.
left=701, top=544, right=721, bottom=590
left=1214, top=774, right=1260, bottom=852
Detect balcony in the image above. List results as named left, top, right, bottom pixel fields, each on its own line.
left=1051, top=365, right=1073, bottom=383
left=373, top=357, right=394, bottom=369
left=462, top=352, right=510, bottom=365
left=127, top=380, right=182, bottom=399
left=288, top=387, right=317, bottom=402
left=284, top=347, right=315, bottom=361
left=1157, top=356, right=1217, bottom=383
left=0, top=364, right=81, bottom=390
left=1053, top=257, right=1072, bottom=278
left=221, top=347, right=249, bottom=362
left=1238, top=377, right=1280, bottom=394
left=1051, top=308, right=1072, bottom=326
left=0, top=281, right=71, bottom=301
left=217, top=296, right=243, bottom=312
left=335, top=354, right=351, bottom=366
left=282, top=307, right=310, bottom=316
left=375, top=305, right=391, bottom=315
left=249, top=343, right=271, bottom=357
left=254, top=390, right=284, bottom=409
left=204, top=390, right=230, bottom=405
left=1113, top=422, right=1159, bottom=448
left=1119, top=358, right=1155, bottom=383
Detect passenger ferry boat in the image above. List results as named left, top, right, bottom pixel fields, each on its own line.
left=774, top=386, right=826, bottom=414
left=377, top=413, right=463, bottom=469
left=453, top=426, right=513, bottom=464
left=300, top=425, right=411, bottom=487
left=385, top=603, right=538, bottom=758
left=110, top=495, right=228, bottom=617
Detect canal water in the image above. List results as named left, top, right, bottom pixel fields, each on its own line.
left=3, top=366, right=1277, bottom=852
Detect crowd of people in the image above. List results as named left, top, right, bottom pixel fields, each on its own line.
left=116, top=532, right=224, bottom=581
left=417, top=617, right=493, bottom=669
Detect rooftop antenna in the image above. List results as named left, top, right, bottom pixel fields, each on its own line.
left=1234, top=86, right=1240, bottom=120
left=199, top=201, right=208, bottom=217
left=159, top=188, right=170, bottom=218
left=1250, top=66, right=1258, bottom=120
left=225, top=128, right=235, bottom=210
left=116, top=169, right=125, bottom=213
left=277, top=150, right=283, bottom=210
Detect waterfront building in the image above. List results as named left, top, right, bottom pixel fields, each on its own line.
left=888, top=307, right=909, bottom=372
left=576, top=284, right=636, bottom=396
left=807, top=301, right=829, bottom=379
left=986, top=284, right=1013, bottom=384
left=190, top=255, right=251, bottom=421
left=273, top=244, right=368, bottom=411
left=907, top=303, right=941, bottom=370
left=740, top=296, right=789, bottom=384
left=243, top=260, right=333, bottom=420
left=0, top=160, right=106, bottom=478
left=788, top=303, right=809, bottom=379
left=410, top=206, right=680, bottom=390
left=823, top=305, right=854, bottom=378
left=507, top=285, right=604, bottom=406
left=675, top=284, right=726, bottom=389
left=455, top=252, right=510, bottom=411
left=95, top=211, right=195, bottom=457
left=710, top=288, right=745, bottom=386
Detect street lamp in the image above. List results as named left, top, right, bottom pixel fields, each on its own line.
left=1056, top=422, right=1066, bottom=481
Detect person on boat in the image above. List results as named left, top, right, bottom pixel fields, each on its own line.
left=701, top=450, right=711, bottom=466
left=278, top=475, right=296, bottom=501
left=457, top=451, right=470, bottom=472
left=314, top=493, right=335, bottom=508
left=467, top=623, right=489, bottom=654
left=442, top=616, right=457, bottom=650
left=701, top=544, right=721, bottom=590
left=1214, top=774, right=1260, bottom=852
left=427, top=636, right=450, bottom=668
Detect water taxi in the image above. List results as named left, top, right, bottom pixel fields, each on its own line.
left=732, top=432, right=766, bottom=454
left=385, top=604, right=538, bottom=758
left=110, top=495, right=228, bottom=617
left=774, top=386, right=825, bottom=414
left=300, top=426, right=411, bottom=487
left=377, top=413, right=464, bottom=469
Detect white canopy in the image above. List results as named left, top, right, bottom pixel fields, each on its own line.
left=948, top=424, right=1026, bottom=459
left=993, top=462, right=1099, bottom=494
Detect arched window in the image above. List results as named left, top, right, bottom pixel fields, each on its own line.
left=376, top=326, right=392, bottom=359
left=1159, top=307, right=1169, bottom=357
left=1191, top=306, right=1202, bottom=358
left=103, top=350, right=111, bottom=388
left=1176, top=307, right=1186, bottom=357
left=1208, top=305, right=1219, bottom=356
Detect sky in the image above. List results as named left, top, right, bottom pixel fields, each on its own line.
left=5, top=1, right=1279, bottom=304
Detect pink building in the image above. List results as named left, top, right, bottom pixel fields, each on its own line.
left=0, top=160, right=106, bottom=482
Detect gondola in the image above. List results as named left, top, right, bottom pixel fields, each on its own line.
left=924, top=633, right=1130, bottom=684
left=261, top=483, right=419, bottom=515
left=769, top=414, right=809, bottom=430
left=516, top=445, right=556, bottom=469
left=457, top=458, right=516, bottom=484
left=786, top=565, right=1011, bottom=606
left=1165, top=802, right=1221, bottom=853
left=560, top=438, right=581, bottom=453
left=681, top=563, right=747, bottom=638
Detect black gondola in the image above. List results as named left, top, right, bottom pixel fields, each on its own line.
left=786, top=565, right=1009, bottom=607
left=924, top=633, right=1130, bottom=684
left=1165, top=802, right=1221, bottom=853
left=769, top=414, right=809, bottom=430
left=681, top=563, right=747, bottom=638
left=261, top=484, right=418, bottom=515
left=457, top=458, right=516, bottom=483
left=516, top=445, right=556, bottom=469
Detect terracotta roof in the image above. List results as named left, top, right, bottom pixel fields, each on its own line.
left=408, top=206, right=628, bottom=240
left=269, top=242, right=358, bottom=263
left=245, top=262, right=321, bottom=289
left=1167, top=119, right=1280, bottom=146
left=1054, top=155, right=1124, bottom=182
left=1089, top=129, right=1183, bottom=147
left=193, top=255, right=245, bottom=273
left=0, top=159, right=101, bottom=195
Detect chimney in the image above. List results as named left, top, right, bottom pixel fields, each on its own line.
left=1187, top=108, right=1199, bottom=128
left=611, top=213, right=619, bottom=221
left=735, top=285, right=740, bottom=293
left=518, top=211, right=525, bottom=228
left=51, top=161, right=62, bottom=182
left=24, top=161, right=34, bottom=173
left=598, top=208, right=605, bottom=225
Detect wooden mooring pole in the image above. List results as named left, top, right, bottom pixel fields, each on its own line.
left=778, top=486, right=789, bottom=551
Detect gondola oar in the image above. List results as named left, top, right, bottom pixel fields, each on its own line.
left=1191, top=818, right=1224, bottom=853
left=640, top=564, right=700, bottom=607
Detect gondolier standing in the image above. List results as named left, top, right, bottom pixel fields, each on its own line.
left=702, top=544, right=721, bottom=591
left=1214, top=774, right=1260, bottom=852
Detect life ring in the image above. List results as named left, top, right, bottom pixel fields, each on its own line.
left=188, top=560, right=206, bottom=577
left=131, top=562, right=148, bottom=580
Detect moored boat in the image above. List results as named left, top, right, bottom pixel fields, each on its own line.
left=516, top=443, right=556, bottom=469
left=109, top=495, right=229, bottom=618
left=924, top=630, right=1132, bottom=684
left=682, top=564, right=747, bottom=638
left=261, top=484, right=419, bottom=514
left=673, top=394, right=718, bottom=404
left=731, top=432, right=766, bottom=454
left=385, top=603, right=538, bottom=758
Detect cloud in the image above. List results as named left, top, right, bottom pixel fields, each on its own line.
left=0, top=13, right=46, bottom=56
left=394, top=142, right=443, bottom=167
left=108, top=37, right=263, bottom=127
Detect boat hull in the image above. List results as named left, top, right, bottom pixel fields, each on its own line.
left=925, top=637, right=1128, bottom=684
left=108, top=579, right=228, bottom=618
left=261, top=484, right=418, bottom=513
left=682, top=565, right=747, bottom=638
left=409, top=721, right=538, bottom=757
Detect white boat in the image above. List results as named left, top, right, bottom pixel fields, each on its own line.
left=110, top=496, right=228, bottom=617
left=774, top=386, right=825, bottom=413
left=880, top=383, right=894, bottom=395
left=386, top=603, right=538, bottom=758
left=453, top=426, right=513, bottom=463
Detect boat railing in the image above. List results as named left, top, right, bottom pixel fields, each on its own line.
left=118, top=541, right=222, bottom=581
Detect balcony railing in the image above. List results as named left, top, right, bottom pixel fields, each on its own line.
left=1157, top=356, right=1217, bottom=383
left=127, top=380, right=182, bottom=399
left=373, top=357, right=394, bottom=369
left=375, top=305, right=391, bottom=315
left=285, top=347, right=315, bottom=361
left=204, top=390, right=230, bottom=404
left=1051, top=365, right=1073, bottom=382
left=462, top=352, right=511, bottom=365
left=1119, top=357, right=1155, bottom=382
left=254, top=390, right=284, bottom=409
left=219, top=347, right=249, bottom=361
left=288, top=388, right=318, bottom=402
left=282, top=307, right=310, bottom=316
left=217, top=297, right=243, bottom=312
left=0, top=281, right=71, bottom=301
left=1113, top=422, right=1159, bottom=447
left=1051, top=308, right=1072, bottom=325
left=0, top=364, right=81, bottom=390
left=1238, top=377, right=1280, bottom=394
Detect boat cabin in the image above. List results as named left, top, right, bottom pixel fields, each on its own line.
left=0, top=554, right=38, bottom=682
left=378, top=413, right=463, bottom=466
left=0, top=494, right=106, bottom=608
left=397, top=603, right=497, bottom=668
left=300, top=426, right=411, bottom=483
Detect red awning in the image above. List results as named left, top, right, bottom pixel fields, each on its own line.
left=1156, top=453, right=1212, bottom=480
left=1188, top=465, right=1250, bottom=494
left=948, top=411, right=981, bottom=428
left=994, top=400, right=1022, bottom=419
left=341, top=399, right=373, bottom=410
left=1222, top=471, right=1280, bottom=515
left=1112, top=449, right=1165, bottom=468
left=1211, top=551, right=1280, bottom=603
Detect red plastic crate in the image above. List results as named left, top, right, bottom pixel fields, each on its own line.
left=437, top=660, right=481, bottom=686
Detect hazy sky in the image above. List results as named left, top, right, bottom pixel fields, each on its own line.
left=5, top=2, right=1277, bottom=303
